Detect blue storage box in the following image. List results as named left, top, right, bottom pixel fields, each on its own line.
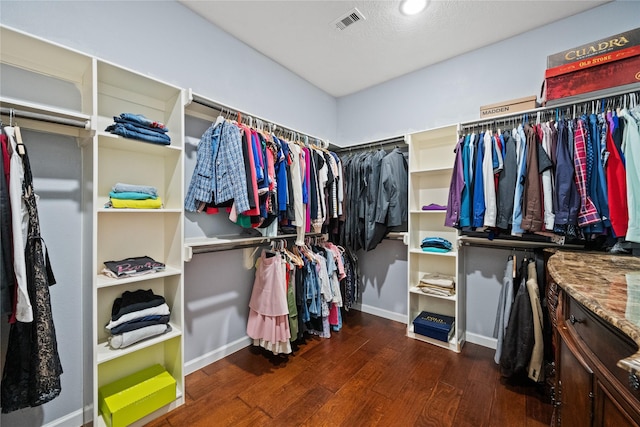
left=413, top=311, right=455, bottom=342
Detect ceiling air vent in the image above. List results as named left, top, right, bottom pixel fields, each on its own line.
left=332, top=7, right=365, bottom=31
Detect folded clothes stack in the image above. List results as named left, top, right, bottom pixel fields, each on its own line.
left=107, top=182, right=162, bottom=209
left=102, top=255, right=166, bottom=279
left=420, top=237, right=453, bottom=253
left=105, top=112, right=171, bottom=145
left=421, top=203, right=447, bottom=211
left=106, top=289, right=171, bottom=349
left=416, top=272, right=456, bottom=297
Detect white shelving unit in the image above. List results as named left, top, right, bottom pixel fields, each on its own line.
left=92, top=60, right=185, bottom=425
left=1, top=25, right=185, bottom=426
left=406, top=124, right=464, bottom=352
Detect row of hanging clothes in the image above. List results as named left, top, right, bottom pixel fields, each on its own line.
left=337, top=141, right=409, bottom=252
left=0, top=115, right=63, bottom=413
left=246, top=236, right=359, bottom=355
left=185, top=109, right=345, bottom=246
left=446, top=91, right=640, bottom=252
left=494, top=251, right=546, bottom=383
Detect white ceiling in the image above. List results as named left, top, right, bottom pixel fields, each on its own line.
left=180, top=0, right=610, bottom=97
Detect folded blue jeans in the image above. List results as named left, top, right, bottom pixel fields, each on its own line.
left=117, top=113, right=169, bottom=132
left=111, top=122, right=171, bottom=140
left=106, top=123, right=171, bottom=145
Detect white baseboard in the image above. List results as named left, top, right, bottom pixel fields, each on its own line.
left=184, top=336, right=252, bottom=375
left=352, top=303, right=407, bottom=324
left=42, top=408, right=84, bottom=427
left=465, top=332, right=497, bottom=349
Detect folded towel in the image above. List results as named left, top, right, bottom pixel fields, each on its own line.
left=109, top=191, right=157, bottom=200
left=419, top=272, right=455, bottom=288
left=109, top=197, right=163, bottom=209
left=112, top=183, right=158, bottom=197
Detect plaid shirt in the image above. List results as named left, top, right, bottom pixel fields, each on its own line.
left=215, top=123, right=250, bottom=213
left=184, top=123, right=222, bottom=212
left=573, top=119, right=600, bottom=226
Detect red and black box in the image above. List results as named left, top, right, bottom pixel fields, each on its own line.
left=544, top=27, right=640, bottom=104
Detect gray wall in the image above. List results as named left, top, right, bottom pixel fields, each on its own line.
left=355, top=239, right=408, bottom=323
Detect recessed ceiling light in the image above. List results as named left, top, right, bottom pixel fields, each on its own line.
left=400, top=0, right=428, bottom=16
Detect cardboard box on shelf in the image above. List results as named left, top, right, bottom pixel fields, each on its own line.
left=479, top=96, right=538, bottom=119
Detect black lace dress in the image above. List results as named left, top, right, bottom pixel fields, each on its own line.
left=1, top=143, right=63, bottom=413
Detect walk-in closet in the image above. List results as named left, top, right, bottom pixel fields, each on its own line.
left=2, top=1, right=640, bottom=426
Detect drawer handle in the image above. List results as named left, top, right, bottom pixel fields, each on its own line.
left=569, top=315, right=582, bottom=325
left=630, top=373, right=640, bottom=391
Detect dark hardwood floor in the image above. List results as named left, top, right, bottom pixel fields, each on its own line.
left=148, top=311, right=553, bottom=427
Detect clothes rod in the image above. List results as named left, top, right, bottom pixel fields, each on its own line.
left=458, top=236, right=584, bottom=251
left=334, top=135, right=406, bottom=153
left=0, top=106, right=91, bottom=129
left=185, top=232, right=323, bottom=259
left=460, top=85, right=640, bottom=132
left=189, top=94, right=329, bottom=148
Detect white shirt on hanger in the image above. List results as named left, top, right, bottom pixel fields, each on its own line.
left=4, top=126, right=33, bottom=323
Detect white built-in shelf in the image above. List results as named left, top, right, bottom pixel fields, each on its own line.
left=407, top=324, right=460, bottom=352
left=386, top=231, right=407, bottom=241
left=409, top=248, right=456, bottom=257
left=96, top=267, right=182, bottom=289
left=97, top=208, right=182, bottom=214
left=96, top=323, right=182, bottom=365
left=409, top=209, right=447, bottom=215
left=97, top=132, right=182, bottom=155
left=409, top=286, right=456, bottom=301
left=407, top=125, right=462, bottom=353
left=1, top=96, right=92, bottom=126
left=409, top=166, right=452, bottom=175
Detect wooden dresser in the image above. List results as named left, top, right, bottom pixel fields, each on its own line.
left=547, top=251, right=640, bottom=426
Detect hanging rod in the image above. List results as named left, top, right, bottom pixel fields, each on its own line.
left=459, top=83, right=640, bottom=133
left=334, top=135, right=406, bottom=154
left=0, top=101, right=91, bottom=130
left=458, top=236, right=584, bottom=250
left=186, top=91, right=330, bottom=149
left=184, top=232, right=323, bottom=261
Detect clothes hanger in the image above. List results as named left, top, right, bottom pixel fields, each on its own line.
left=214, top=107, right=225, bottom=127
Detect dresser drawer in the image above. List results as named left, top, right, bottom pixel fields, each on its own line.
left=566, top=296, right=639, bottom=397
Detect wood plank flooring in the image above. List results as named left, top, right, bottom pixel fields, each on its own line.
left=148, top=311, right=553, bottom=427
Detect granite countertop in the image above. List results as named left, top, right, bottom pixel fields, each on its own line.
left=547, top=250, right=640, bottom=373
